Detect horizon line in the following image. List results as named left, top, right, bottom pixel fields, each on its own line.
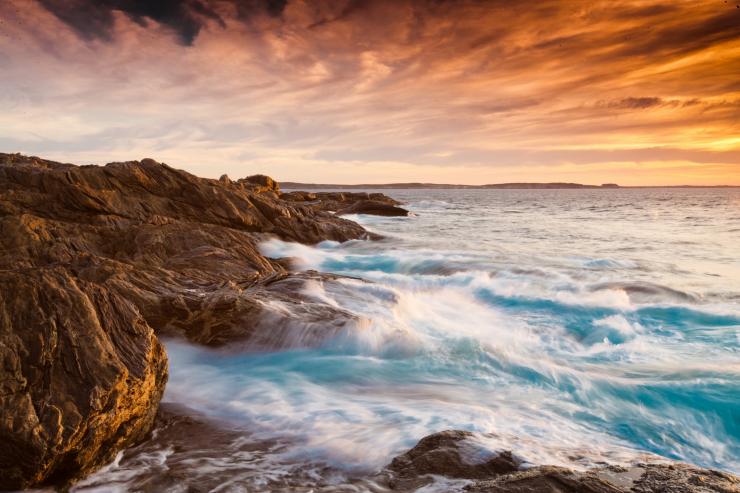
left=279, top=181, right=740, bottom=189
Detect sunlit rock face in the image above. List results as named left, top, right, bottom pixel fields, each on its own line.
left=0, top=153, right=379, bottom=488
left=0, top=268, right=168, bottom=490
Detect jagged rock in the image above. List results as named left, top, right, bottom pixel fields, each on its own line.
left=387, top=430, right=521, bottom=490
left=0, top=154, right=365, bottom=244
left=281, top=190, right=410, bottom=216
left=0, top=267, right=167, bottom=490
left=280, top=190, right=317, bottom=202
left=240, top=174, right=280, bottom=194
left=151, top=271, right=364, bottom=348
left=336, top=199, right=410, bottom=216
left=0, top=153, right=376, bottom=489
left=384, top=430, right=740, bottom=492
left=469, top=464, right=740, bottom=493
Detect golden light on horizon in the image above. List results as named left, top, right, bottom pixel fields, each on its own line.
left=0, top=0, right=738, bottom=185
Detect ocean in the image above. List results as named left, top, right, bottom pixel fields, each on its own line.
left=74, top=188, right=740, bottom=492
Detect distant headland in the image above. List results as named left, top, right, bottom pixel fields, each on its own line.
left=281, top=182, right=738, bottom=189
left=280, top=182, right=617, bottom=189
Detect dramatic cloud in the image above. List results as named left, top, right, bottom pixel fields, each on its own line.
left=36, top=0, right=290, bottom=44
left=0, top=0, right=738, bottom=185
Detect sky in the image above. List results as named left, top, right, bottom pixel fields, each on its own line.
left=0, top=0, right=739, bottom=185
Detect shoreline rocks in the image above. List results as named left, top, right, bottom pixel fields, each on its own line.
left=382, top=430, right=740, bottom=492
left=0, top=267, right=167, bottom=490
left=2, top=152, right=737, bottom=492
left=281, top=190, right=411, bottom=216
left=0, top=153, right=381, bottom=490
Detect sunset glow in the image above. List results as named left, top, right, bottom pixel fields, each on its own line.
left=1, top=0, right=738, bottom=185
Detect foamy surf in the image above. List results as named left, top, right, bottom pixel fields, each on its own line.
left=74, top=188, right=739, bottom=491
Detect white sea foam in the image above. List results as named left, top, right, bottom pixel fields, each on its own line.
left=82, top=188, right=740, bottom=490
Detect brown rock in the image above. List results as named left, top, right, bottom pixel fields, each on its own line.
left=469, top=466, right=625, bottom=493
left=384, top=430, right=740, bottom=493
left=336, top=199, right=410, bottom=216
left=239, top=174, right=280, bottom=194
left=0, top=153, right=376, bottom=489
left=387, top=430, right=521, bottom=490
left=281, top=190, right=410, bottom=216
left=0, top=268, right=167, bottom=490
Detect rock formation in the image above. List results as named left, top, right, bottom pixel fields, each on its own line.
left=281, top=191, right=411, bottom=216
left=0, top=268, right=167, bottom=490
left=0, top=153, right=379, bottom=489
left=2, top=153, right=736, bottom=491
left=383, top=430, right=740, bottom=492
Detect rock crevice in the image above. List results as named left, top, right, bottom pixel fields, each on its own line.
left=0, top=153, right=387, bottom=489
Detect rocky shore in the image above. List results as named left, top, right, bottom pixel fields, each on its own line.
left=0, top=153, right=737, bottom=492
left=384, top=430, right=739, bottom=492
left=0, top=153, right=374, bottom=490
left=281, top=190, right=410, bottom=216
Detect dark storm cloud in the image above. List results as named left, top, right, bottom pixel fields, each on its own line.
left=232, top=0, right=288, bottom=21
left=37, top=0, right=289, bottom=45
left=37, top=0, right=117, bottom=42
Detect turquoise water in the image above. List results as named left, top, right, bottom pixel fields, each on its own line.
left=77, top=189, right=740, bottom=491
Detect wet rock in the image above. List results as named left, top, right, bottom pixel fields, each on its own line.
left=468, top=466, right=623, bottom=492
left=151, top=271, right=364, bottom=348
left=387, top=430, right=521, bottom=490
left=384, top=430, right=740, bottom=492
left=73, top=403, right=362, bottom=492
left=631, top=463, right=740, bottom=493
left=0, top=153, right=375, bottom=489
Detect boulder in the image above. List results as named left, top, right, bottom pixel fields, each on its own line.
left=239, top=174, right=280, bottom=194
left=0, top=268, right=167, bottom=490
left=384, top=430, right=740, bottom=492
left=387, top=430, right=520, bottom=490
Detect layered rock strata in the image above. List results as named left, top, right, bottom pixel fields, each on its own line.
left=0, top=153, right=380, bottom=489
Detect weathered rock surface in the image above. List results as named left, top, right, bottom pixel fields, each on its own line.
left=281, top=190, right=410, bottom=216
left=335, top=199, right=411, bottom=216
left=387, top=430, right=521, bottom=490
left=384, top=430, right=740, bottom=492
left=0, top=268, right=167, bottom=490
left=0, top=153, right=375, bottom=489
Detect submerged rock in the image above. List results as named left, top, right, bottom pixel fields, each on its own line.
left=384, top=430, right=740, bottom=492
left=0, top=153, right=375, bottom=489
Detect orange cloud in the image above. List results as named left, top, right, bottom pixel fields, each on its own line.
left=0, top=0, right=738, bottom=185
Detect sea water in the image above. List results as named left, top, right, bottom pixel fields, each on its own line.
left=74, top=188, right=740, bottom=492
